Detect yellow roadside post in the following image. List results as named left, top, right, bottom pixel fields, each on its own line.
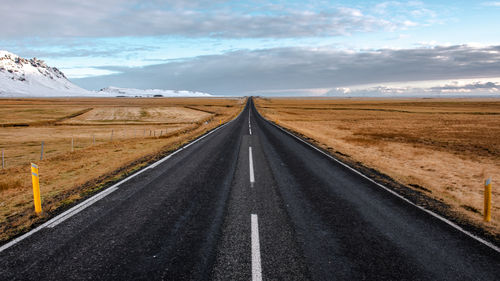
left=484, top=178, right=492, bottom=222
left=31, top=163, right=42, bottom=214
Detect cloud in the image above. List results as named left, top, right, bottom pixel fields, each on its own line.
left=326, top=81, right=500, bottom=97
left=373, top=1, right=437, bottom=26
left=72, top=44, right=500, bottom=95
left=0, top=0, right=423, bottom=38
left=60, top=68, right=121, bottom=79
left=26, top=46, right=157, bottom=59
left=482, top=2, right=500, bottom=7
left=430, top=81, right=500, bottom=91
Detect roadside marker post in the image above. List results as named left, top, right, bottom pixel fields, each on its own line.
left=484, top=178, right=492, bottom=222
left=71, top=137, right=74, bottom=152
left=1, top=149, right=4, bottom=169
left=30, top=163, right=42, bottom=214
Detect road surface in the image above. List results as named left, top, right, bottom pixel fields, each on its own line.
left=0, top=98, right=499, bottom=280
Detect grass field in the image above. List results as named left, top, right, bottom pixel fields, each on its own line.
left=255, top=97, right=500, bottom=237
left=0, top=97, right=245, bottom=242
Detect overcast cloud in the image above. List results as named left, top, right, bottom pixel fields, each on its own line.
left=328, top=81, right=500, bottom=97
left=73, top=45, right=500, bottom=95
left=0, top=0, right=421, bottom=38
left=3, top=1, right=500, bottom=96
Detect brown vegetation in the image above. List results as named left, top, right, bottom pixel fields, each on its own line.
left=255, top=97, right=500, bottom=237
left=0, top=97, right=245, bottom=242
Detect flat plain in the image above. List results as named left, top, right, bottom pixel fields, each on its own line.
left=255, top=97, right=500, bottom=237
left=0, top=97, right=244, bottom=242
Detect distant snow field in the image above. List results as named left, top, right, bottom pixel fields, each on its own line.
left=0, top=50, right=212, bottom=98
left=98, top=87, right=212, bottom=98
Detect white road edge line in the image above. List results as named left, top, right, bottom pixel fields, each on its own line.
left=249, top=147, right=255, bottom=185
left=259, top=110, right=500, bottom=254
left=0, top=111, right=241, bottom=253
left=251, top=214, right=263, bottom=281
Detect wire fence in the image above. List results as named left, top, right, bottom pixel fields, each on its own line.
left=0, top=126, right=182, bottom=170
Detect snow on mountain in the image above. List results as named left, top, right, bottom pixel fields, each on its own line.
left=0, top=51, right=213, bottom=97
left=98, top=87, right=213, bottom=97
left=0, top=50, right=91, bottom=97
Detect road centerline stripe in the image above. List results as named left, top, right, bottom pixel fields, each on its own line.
left=249, top=111, right=252, bottom=135
left=251, top=214, right=263, bottom=281
left=249, top=146, right=255, bottom=185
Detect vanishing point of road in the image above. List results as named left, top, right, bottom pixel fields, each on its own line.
left=0, top=98, right=499, bottom=280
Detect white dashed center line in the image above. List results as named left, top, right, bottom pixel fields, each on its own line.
left=249, top=146, right=255, bottom=185
left=249, top=111, right=252, bottom=135
left=251, top=214, right=263, bottom=281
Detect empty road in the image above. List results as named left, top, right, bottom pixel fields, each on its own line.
left=0, top=98, right=499, bottom=280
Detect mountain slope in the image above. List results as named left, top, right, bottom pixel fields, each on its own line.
left=0, top=51, right=90, bottom=97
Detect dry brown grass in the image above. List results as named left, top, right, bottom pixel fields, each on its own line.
left=255, top=97, right=500, bottom=236
left=0, top=97, right=245, bottom=242
left=60, top=106, right=211, bottom=124
left=0, top=106, right=89, bottom=125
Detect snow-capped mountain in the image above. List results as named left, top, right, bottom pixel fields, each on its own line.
left=0, top=51, right=213, bottom=97
left=99, top=87, right=213, bottom=97
left=0, top=50, right=91, bottom=97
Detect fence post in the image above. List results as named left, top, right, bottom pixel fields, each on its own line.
left=484, top=178, right=492, bottom=222
left=40, top=141, right=44, bottom=160
left=111, top=129, right=114, bottom=141
left=1, top=149, right=4, bottom=169
left=71, top=137, right=74, bottom=152
left=93, top=134, right=95, bottom=145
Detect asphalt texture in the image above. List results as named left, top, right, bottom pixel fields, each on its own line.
left=0, top=98, right=499, bottom=280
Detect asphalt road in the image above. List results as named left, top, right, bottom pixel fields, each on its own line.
left=0, top=98, right=499, bottom=280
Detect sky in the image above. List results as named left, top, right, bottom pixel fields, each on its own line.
left=1, top=0, right=500, bottom=96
